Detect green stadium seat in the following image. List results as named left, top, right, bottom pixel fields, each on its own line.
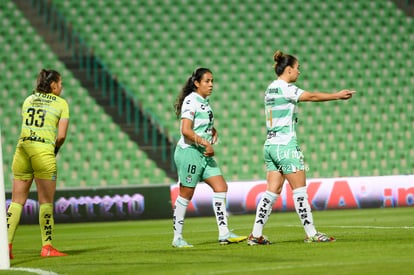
left=0, top=1, right=172, bottom=188
left=2, top=0, right=411, bottom=182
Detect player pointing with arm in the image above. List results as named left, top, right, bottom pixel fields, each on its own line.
left=248, top=50, right=354, bottom=245
left=7, top=69, right=69, bottom=258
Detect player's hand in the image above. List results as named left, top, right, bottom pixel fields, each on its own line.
left=203, top=143, right=215, bottom=157
left=337, top=90, right=356, bottom=100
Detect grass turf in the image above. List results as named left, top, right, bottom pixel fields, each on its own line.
left=2, top=207, right=414, bottom=274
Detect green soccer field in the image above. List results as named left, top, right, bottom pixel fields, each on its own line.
left=2, top=207, right=414, bottom=275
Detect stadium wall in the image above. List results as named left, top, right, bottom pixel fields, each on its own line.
left=5, top=175, right=413, bottom=224
left=5, top=185, right=172, bottom=224
left=170, top=175, right=414, bottom=217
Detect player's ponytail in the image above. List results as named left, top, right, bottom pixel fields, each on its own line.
left=273, top=50, right=297, bottom=76
left=36, top=69, right=61, bottom=93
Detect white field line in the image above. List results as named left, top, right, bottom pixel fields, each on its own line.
left=146, top=224, right=414, bottom=236
left=8, top=267, right=60, bottom=275
left=285, top=225, right=414, bottom=229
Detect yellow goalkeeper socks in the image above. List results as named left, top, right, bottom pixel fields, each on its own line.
left=39, top=203, right=54, bottom=246
left=7, top=202, right=23, bottom=244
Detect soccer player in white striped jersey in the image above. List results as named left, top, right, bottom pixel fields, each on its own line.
left=248, top=50, right=355, bottom=245
left=171, top=68, right=247, bottom=248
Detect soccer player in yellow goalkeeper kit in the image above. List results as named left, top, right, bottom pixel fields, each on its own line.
left=7, top=69, right=69, bottom=258
left=248, top=51, right=355, bottom=245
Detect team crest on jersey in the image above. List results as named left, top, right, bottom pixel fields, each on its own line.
left=185, top=175, right=192, bottom=183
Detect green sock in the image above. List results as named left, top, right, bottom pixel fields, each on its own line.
left=7, top=202, right=23, bottom=244
left=39, top=203, right=54, bottom=246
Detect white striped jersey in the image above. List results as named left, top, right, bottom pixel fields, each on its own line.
left=177, top=92, right=214, bottom=149
left=264, top=79, right=304, bottom=145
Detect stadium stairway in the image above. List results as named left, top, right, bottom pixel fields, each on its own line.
left=12, top=0, right=177, bottom=179
left=391, top=0, right=414, bottom=17
left=0, top=2, right=173, bottom=187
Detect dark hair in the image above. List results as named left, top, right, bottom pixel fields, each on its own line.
left=36, top=69, right=61, bottom=93
left=273, top=50, right=297, bottom=76
left=174, top=67, right=212, bottom=118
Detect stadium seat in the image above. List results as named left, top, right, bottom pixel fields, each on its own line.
left=3, top=0, right=412, bottom=183
left=0, top=1, right=173, bottom=188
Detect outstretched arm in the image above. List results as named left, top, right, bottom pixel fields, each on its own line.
left=299, top=90, right=355, bottom=102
